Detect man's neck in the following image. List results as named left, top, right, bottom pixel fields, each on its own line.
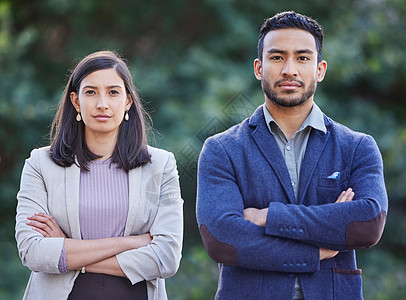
left=265, top=98, right=314, bottom=140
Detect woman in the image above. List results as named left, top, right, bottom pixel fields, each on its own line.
left=15, top=51, right=183, bottom=300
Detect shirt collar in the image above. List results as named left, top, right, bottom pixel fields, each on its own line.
left=262, top=103, right=327, bottom=135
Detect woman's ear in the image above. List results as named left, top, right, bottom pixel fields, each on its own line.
left=70, top=92, right=80, bottom=111
left=126, top=94, right=133, bottom=111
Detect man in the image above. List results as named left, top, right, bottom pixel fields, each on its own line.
left=196, top=11, right=388, bottom=300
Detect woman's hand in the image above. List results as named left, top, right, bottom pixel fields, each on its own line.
left=27, top=212, right=66, bottom=238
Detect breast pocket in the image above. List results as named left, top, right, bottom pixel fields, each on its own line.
left=316, top=169, right=350, bottom=204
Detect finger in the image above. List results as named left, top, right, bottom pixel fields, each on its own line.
left=336, top=188, right=353, bottom=203
left=341, top=188, right=354, bottom=202
left=335, top=191, right=346, bottom=203
left=34, top=212, right=56, bottom=225
left=37, top=213, right=60, bottom=231
left=28, top=214, right=52, bottom=224
left=32, top=227, right=50, bottom=237
left=26, top=220, right=53, bottom=234
left=29, top=214, right=58, bottom=230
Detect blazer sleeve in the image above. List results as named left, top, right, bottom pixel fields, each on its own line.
left=116, top=152, right=184, bottom=284
left=265, top=134, right=388, bottom=250
left=15, top=148, right=65, bottom=274
left=196, top=137, right=320, bottom=274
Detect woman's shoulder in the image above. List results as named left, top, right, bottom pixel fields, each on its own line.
left=146, top=145, right=176, bottom=166
left=26, top=146, right=64, bottom=170
left=27, top=146, right=51, bottom=162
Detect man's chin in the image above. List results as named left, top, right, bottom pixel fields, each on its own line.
left=269, top=97, right=308, bottom=108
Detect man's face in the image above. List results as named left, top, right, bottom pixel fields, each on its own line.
left=254, top=28, right=326, bottom=107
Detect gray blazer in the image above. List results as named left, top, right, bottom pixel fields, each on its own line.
left=15, top=146, right=183, bottom=300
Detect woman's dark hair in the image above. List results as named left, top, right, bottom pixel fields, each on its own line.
left=50, top=50, right=151, bottom=171
left=257, top=11, right=324, bottom=63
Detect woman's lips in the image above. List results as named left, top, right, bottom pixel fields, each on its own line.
left=94, top=114, right=111, bottom=121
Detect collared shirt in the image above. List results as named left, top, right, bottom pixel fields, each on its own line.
left=262, top=103, right=326, bottom=200
left=263, top=103, right=326, bottom=300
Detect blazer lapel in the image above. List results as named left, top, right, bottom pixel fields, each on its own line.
left=249, top=106, right=296, bottom=204
left=125, top=167, right=142, bottom=235
left=297, top=123, right=330, bottom=204
left=65, top=163, right=81, bottom=239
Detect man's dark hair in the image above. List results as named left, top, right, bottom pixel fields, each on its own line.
left=257, top=11, right=324, bottom=62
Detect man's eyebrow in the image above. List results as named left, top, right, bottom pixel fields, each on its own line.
left=266, top=49, right=314, bottom=55
left=267, top=48, right=287, bottom=54
left=296, top=49, right=314, bottom=55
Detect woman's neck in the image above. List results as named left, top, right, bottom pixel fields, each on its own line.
left=84, top=130, right=118, bottom=160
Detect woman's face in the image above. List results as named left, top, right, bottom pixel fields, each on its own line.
left=70, top=68, right=133, bottom=142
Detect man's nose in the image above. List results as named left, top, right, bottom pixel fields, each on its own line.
left=282, top=59, right=298, bottom=77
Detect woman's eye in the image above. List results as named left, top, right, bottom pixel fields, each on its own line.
left=110, top=90, right=119, bottom=95
left=84, top=90, right=95, bottom=95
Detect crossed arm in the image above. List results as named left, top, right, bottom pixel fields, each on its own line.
left=197, top=136, right=387, bottom=272
left=243, top=188, right=355, bottom=261
left=26, top=212, right=151, bottom=277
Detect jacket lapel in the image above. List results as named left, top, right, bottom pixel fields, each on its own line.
left=124, top=167, right=142, bottom=235
left=297, top=117, right=330, bottom=204
left=249, top=106, right=296, bottom=204
left=65, top=163, right=81, bottom=239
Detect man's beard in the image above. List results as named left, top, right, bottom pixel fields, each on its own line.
left=262, top=77, right=317, bottom=107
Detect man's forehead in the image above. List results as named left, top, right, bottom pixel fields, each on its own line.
left=263, top=28, right=317, bottom=51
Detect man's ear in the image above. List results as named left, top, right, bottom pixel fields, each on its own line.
left=317, top=60, right=328, bottom=82
left=253, top=58, right=262, bottom=81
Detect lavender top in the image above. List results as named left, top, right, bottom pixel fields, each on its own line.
left=58, top=159, right=129, bottom=272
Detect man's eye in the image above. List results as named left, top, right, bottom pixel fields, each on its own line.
left=298, top=56, right=310, bottom=61
left=270, top=56, right=283, bottom=60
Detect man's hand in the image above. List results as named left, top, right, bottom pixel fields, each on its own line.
left=335, top=188, right=354, bottom=203
left=319, top=248, right=339, bottom=260
left=319, top=188, right=355, bottom=260
left=243, top=207, right=268, bottom=227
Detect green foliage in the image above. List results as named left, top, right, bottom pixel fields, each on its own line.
left=166, top=246, right=218, bottom=300
left=1, top=0, right=405, bottom=298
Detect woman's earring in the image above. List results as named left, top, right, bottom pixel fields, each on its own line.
left=76, top=110, right=81, bottom=122
left=125, top=110, right=129, bottom=121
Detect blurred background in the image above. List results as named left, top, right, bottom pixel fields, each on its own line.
left=1, top=0, right=405, bottom=299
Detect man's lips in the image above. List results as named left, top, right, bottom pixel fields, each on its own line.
left=278, top=81, right=302, bottom=90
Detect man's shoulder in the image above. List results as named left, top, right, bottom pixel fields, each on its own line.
left=325, top=115, right=369, bottom=138
left=324, top=115, right=377, bottom=148
left=205, top=117, right=252, bottom=149
left=205, top=105, right=263, bottom=146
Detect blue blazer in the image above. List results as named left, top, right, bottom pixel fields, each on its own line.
left=196, top=105, right=388, bottom=300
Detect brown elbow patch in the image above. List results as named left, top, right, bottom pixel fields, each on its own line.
left=200, top=224, right=238, bottom=266
left=346, top=210, right=387, bottom=249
